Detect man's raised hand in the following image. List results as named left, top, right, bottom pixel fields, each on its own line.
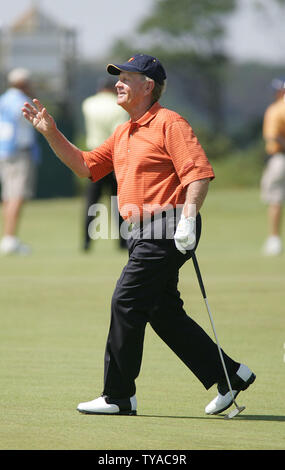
left=22, top=99, right=56, bottom=136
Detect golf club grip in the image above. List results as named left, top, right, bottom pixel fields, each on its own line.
left=191, top=252, right=207, bottom=299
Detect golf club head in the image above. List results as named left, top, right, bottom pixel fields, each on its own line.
left=224, top=405, right=246, bottom=419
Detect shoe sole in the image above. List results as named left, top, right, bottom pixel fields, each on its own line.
left=77, top=409, right=137, bottom=416
left=209, top=372, right=256, bottom=416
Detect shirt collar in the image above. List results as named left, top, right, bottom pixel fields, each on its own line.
left=132, top=102, right=162, bottom=127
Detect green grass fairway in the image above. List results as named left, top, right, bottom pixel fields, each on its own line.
left=0, top=188, right=284, bottom=450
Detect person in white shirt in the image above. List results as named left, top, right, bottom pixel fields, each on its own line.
left=81, top=78, right=128, bottom=250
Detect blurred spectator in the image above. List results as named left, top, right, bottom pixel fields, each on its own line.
left=0, top=68, right=40, bottom=255
left=261, top=77, right=285, bottom=256
left=81, top=78, right=128, bottom=251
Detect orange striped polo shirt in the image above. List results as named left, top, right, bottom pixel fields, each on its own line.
left=82, top=102, right=215, bottom=220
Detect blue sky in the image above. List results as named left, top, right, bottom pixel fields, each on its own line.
left=1, top=0, right=284, bottom=65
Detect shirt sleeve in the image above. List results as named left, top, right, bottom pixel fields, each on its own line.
left=263, top=106, right=281, bottom=155
left=263, top=107, right=278, bottom=138
left=165, top=118, right=215, bottom=186
left=82, top=134, right=114, bottom=182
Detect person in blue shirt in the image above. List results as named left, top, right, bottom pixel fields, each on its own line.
left=0, top=68, right=39, bottom=255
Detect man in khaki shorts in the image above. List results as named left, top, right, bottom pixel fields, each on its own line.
left=261, top=77, right=285, bottom=256
left=0, top=68, right=39, bottom=255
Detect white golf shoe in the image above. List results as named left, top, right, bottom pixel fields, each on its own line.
left=0, top=236, right=31, bottom=256
left=262, top=236, right=282, bottom=256
left=205, top=364, right=256, bottom=415
left=77, top=394, right=137, bottom=415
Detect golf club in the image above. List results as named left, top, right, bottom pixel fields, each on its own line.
left=191, top=251, right=245, bottom=419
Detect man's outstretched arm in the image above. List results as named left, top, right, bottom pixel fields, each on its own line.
left=22, top=99, right=90, bottom=178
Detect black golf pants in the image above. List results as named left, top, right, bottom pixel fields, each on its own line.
left=103, top=213, right=240, bottom=398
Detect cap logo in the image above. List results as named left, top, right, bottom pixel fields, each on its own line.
left=128, top=57, right=135, bottom=62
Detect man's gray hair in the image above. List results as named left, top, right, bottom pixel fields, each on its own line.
left=143, top=75, right=167, bottom=102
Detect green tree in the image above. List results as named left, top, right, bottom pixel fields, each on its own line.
left=110, top=0, right=285, bottom=158
left=112, top=0, right=237, bottom=134
left=138, top=0, right=236, bottom=56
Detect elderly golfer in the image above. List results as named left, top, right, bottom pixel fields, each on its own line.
left=22, top=54, right=255, bottom=416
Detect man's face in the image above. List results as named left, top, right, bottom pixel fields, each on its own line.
left=115, top=72, right=147, bottom=110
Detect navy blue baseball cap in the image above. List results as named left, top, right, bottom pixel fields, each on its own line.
left=107, top=54, right=167, bottom=85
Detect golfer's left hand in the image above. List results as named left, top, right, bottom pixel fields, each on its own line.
left=174, top=214, right=196, bottom=254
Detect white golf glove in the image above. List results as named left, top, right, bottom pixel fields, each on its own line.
left=174, top=214, right=196, bottom=254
